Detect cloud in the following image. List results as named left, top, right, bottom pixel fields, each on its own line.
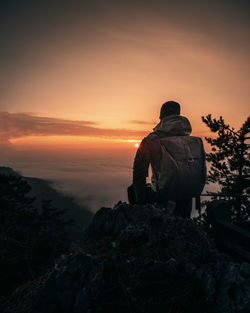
left=129, top=120, right=156, bottom=125
left=0, top=112, right=147, bottom=141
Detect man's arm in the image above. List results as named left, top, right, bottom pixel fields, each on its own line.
left=133, top=138, right=151, bottom=204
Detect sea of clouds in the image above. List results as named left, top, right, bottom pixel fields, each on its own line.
left=1, top=147, right=134, bottom=213
left=1, top=145, right=217, bottom=215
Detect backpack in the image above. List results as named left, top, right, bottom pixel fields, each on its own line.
left=155, top=136, right=206, bottom=200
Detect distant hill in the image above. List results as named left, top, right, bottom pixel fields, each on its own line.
left=0, top=166, right=93, bottom=238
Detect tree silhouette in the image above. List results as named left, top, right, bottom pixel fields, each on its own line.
left=0, top=173, right=73, bottom=296
left=202, top=115, right=250, bottom=223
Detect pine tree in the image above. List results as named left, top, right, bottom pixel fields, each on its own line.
left=202, top=115, right=250, bottom=223
left=0, top=173, right=73, bottom=296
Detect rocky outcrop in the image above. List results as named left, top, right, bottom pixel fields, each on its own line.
left=3, top=202, right=250, bottom=313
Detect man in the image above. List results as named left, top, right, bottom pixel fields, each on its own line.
left=129, top=101, right=206, bottom=218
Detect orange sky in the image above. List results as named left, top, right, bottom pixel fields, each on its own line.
left=10, top=136, right=141, bottom=151
left=0, top=0, right=249, bottom=149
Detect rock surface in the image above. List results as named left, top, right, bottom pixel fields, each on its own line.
left=2, top=202, right=250, bottom=313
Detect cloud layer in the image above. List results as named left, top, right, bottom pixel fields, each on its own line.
left=0, top=112, right=148, bottom=142
left=129, top=120, right=155, bottom=125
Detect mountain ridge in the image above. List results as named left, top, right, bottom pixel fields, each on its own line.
left=0, top=166, right=93, bottom=237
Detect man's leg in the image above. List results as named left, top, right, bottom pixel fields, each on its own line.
left=146, top=184, right=158, bottom=204
left=174, top=198, right=192, bottom=218
left=127, top=184, right=136, bottom=204
left=127, top=183, right=157, bottom=204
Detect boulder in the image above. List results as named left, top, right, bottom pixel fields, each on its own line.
left=2, top=202, right=250, bottom=313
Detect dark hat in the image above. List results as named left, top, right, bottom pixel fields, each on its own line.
left=160, top=101, right=180, bottom=119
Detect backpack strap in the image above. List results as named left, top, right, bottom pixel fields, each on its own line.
left=184, top=140, right=194, bottom=163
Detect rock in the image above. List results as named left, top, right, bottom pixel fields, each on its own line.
left=241, top=263, right=250, bottom=278
left=2, top=202, right=250, bottom=313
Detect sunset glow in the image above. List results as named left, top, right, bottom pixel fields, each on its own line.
left=0, top=0, right=249, bottom=153
left=0, top=0, right=248, bottom=214
left=10, top=135, right=142, bottom=149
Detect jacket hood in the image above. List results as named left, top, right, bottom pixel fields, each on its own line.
left=153, top=115, right=192, bottom=136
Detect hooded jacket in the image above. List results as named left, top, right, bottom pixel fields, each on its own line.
left=133, top=115, right=193, bottom=203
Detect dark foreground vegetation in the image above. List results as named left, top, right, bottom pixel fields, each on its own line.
left=0, top=168, right=92, bottom=298
left=202, top=114, right=249, bottom=223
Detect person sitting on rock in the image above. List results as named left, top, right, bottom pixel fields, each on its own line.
left=128, top=101, right=206, bottom=218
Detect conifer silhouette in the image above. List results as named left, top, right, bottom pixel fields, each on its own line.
left=202, top=115, right=250, bottom=223
left=0, top=173, right=72, bottom=296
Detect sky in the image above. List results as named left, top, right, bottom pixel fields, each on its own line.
left=1, top=0, right=248, bottom=212
left=0, top=0, right=249, bottom=150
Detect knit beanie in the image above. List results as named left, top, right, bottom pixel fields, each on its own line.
left=160, top=101, right=181, bottom=119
